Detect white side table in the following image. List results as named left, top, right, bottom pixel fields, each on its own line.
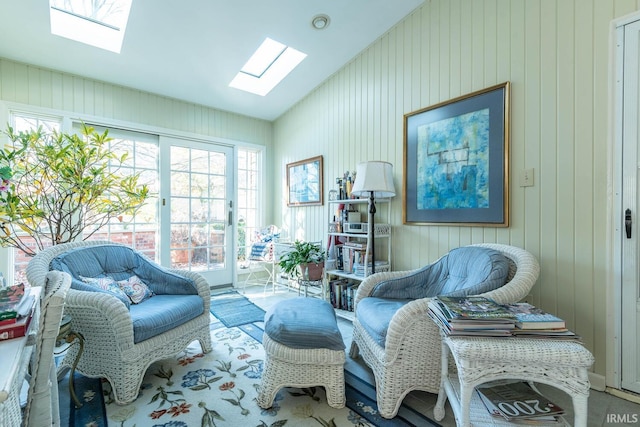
left=434, top=335, right=595, bottom=427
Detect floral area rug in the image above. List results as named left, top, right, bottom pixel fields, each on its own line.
left=64, top=321, right=440, bottom=427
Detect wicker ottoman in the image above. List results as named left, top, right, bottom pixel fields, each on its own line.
left=257, top=297, right=346, bottom=409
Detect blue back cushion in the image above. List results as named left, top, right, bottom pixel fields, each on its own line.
left=264, top=297, right=345, bottom=351
left=50, top=245, right=198, bottom=307
left=371, top=246, right=510, bottom=299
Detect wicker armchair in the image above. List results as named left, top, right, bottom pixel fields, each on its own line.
left=26, top=240, right=213, bottom=405
left=348, top=243, right=540, bottom=419
left=22, top=270, right=71, bottom=427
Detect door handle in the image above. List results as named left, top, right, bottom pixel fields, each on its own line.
left=625, top=208, right=632, bottom=239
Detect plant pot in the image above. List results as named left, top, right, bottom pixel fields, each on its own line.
left=300, top=261, right=324, bottom=281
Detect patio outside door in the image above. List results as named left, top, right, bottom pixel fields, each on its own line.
left=160, top=136, right=234, bottom=287
left=619, top=16, right=640, bottom=395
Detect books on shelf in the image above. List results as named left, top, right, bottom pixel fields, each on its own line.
left=503, top=302, right=566, bottom=330
left=476, top=381, right=565, bottom=424
left=328, top=278, right=358, bottom=311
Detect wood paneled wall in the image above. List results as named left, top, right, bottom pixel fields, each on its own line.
left=273, top=0, right=640, bottom=379
left=0, top=58, right=272, bottom=146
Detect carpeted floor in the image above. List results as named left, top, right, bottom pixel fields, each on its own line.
left=61, top=320, right=440, bottom=426
left=209, top=290, right=266, bottom=327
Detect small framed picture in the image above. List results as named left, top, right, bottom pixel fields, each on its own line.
left=286, top=155, right=323, bottom=207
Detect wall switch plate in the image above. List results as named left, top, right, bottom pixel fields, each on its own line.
left=520, top=168, right=534, bottom=187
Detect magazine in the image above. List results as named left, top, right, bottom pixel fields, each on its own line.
left=476, top=381, right=565, bottom=422
left=428, top=297, right=516, bottom=337
left=435, top=296, right=516, bottom=322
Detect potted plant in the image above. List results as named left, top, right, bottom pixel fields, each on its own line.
left=278, top=240, right=326, bottom=280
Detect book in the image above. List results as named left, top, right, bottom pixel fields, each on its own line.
left=476, top=381, right=565, bottom=422
left=504, top=302, right=566, bottom=330
left=0, top=317, right=17, bottom=327
left=343, top=241, right=367, bottom=250
left=0, top=283, right=30, bottom=321
left=0, top=282, right=25, bottom=302
left=0, top=295, right=36, bottom=341
left=511, top=329, right=581, bottom=341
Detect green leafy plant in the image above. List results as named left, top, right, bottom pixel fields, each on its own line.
left=0, top=123, right=150, bottom=256
left=278, top=240, right=326, bottom=279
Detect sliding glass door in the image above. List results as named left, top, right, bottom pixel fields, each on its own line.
left=161, top=136, right=234, bottom=287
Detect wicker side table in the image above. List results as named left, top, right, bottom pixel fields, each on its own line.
left=434, top=335, right=594, bottom=427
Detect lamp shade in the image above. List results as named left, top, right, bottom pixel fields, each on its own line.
left=351, top=161, right=396, bottom=198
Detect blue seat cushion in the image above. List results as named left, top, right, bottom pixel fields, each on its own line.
left=371, top=246, right=510, bottom=299
left=264, top=297, right=345, bottom=351
left=356, top=297, right=412, bottom=348
left=129, top=294, right=203, bottom=343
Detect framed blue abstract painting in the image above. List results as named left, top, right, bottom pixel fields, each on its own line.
left=287, top=155, right=323, bottom=206
left=403, top=82, right=510, bottom=226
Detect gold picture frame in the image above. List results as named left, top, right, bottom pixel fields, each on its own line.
left=403, top=82, right=510, bottom=226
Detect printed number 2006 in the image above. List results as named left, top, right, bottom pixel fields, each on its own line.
left=497, top=399, right=551, bottom=417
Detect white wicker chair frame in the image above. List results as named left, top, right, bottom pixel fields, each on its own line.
left=348, top=243, right=540, bottom=419
left=257, top=333, right=346, bottom=409
left=26, top=240, right=213, bottom=405
left=23, top=270, right=71, bottom=427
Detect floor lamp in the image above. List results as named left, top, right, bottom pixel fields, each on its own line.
left=350, top=161, right=396, bottom=274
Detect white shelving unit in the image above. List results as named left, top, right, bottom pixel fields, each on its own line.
left=325, top=198, right=391, bottom=320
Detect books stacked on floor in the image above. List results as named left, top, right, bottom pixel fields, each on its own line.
left=476, top=380, right=566, bottom=425
left=428, top=296, right=581, bottom=340
left=428, top=296, right=517, bottom=337
left=0, top=282, right=37, bottom=341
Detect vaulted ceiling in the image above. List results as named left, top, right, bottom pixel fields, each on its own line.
left=0, top=1, right=424, bottom=121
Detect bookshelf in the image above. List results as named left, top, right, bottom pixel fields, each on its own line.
left=325, top=198, right=391, bottom=320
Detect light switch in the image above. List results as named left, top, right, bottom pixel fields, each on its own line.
left=520, top=168, right=534, bottom=187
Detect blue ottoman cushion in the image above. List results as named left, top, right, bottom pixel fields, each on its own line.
left=264, top=297, right=345, bottom=351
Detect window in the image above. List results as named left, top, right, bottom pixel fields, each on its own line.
left=4, top=112, right=264, bottom=288
left=237, top=148, right=261, bottom=265
left=49, top=0, right=133, bottom=53
left=229, top=37, right=307, bottom=96
left=81, top=125, right=160, bottom=261
left=7, top=113, right=62, bottom=284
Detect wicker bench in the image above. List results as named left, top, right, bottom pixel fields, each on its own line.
left=257, top=297, right=346, bottom=409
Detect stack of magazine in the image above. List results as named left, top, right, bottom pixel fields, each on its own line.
left=428, top=296, right=517, bottom=337
left=428, top=296, right=581, bottom=340
left=476, top=380, right=566, bottom=425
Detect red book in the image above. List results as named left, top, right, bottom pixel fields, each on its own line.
left=0, top=317, right=17, bottom=327
left=0, top=299, right=35, bottom=341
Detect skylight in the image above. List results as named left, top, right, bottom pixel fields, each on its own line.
left=49, top=0, right=133, bottom=53
left=229, top=38, right=307, bottom=96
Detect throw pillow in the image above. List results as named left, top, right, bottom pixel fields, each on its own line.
left=80, top=275, right=129, bottom=301
left=117, top=275, right=154, bottom=304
